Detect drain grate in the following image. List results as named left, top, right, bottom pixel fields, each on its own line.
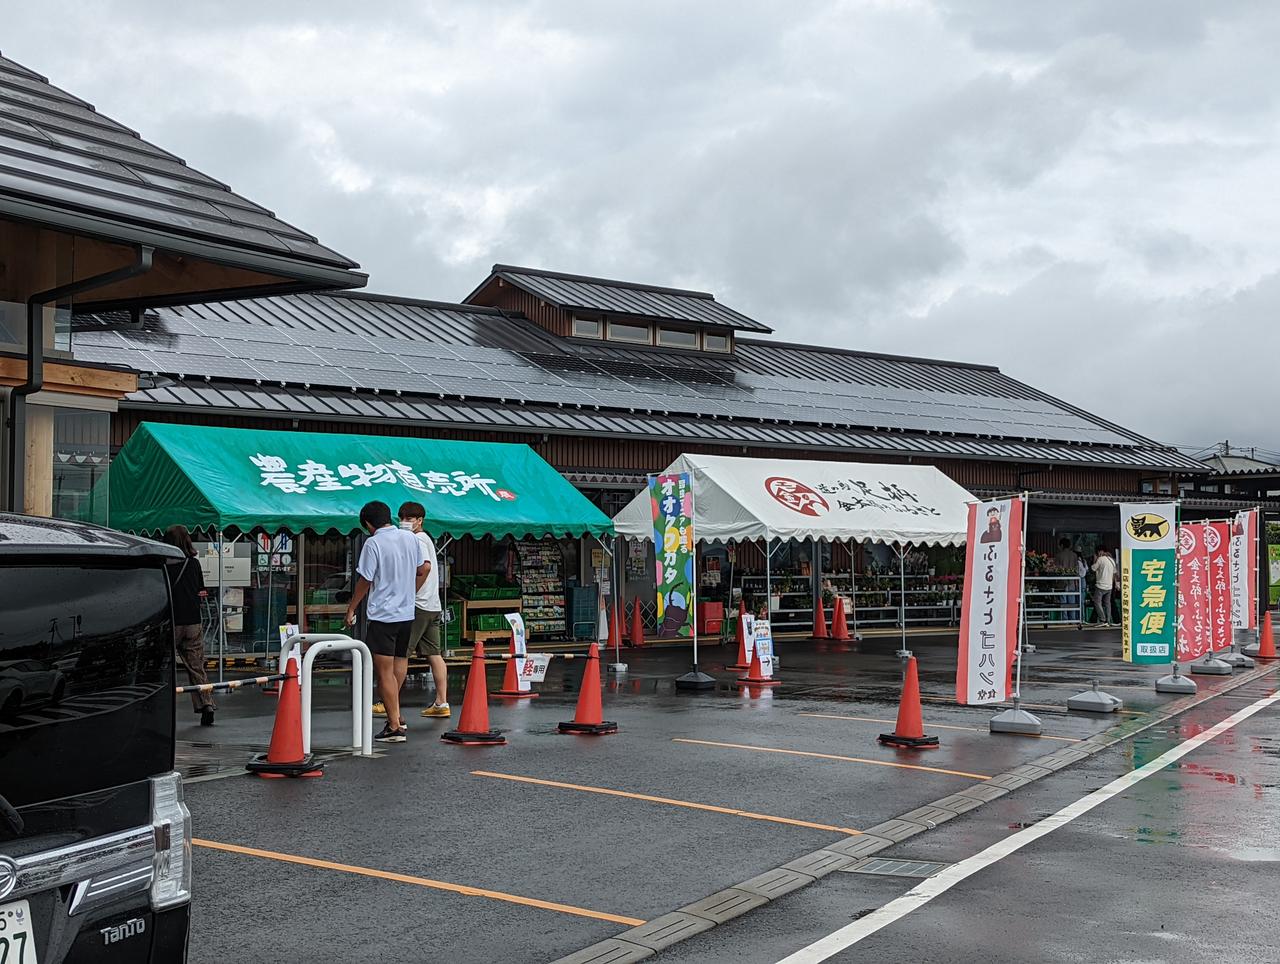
left=840, top=857, right=950, bottom=879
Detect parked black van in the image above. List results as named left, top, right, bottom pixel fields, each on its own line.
left=0, top=514, right=191, bottom=963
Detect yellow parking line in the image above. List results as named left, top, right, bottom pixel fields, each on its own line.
left=798, top=713, right=1083, bottom=743
left=672, top=738, right=990, bottom=780
left=473, top=771, right=862, bottom=835
left=192, top=838, right=643, bottom=926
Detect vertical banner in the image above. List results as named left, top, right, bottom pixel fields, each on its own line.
left=1270, top=544, right=1280, bottom=606
left=1205, top=522, right=1231, bottom=653
left=1230, top=509, right=1259, bottom=630
left=1120, top=503, right=1177, bottom=664
left=505, top=612, right=531, bottom=692
left=1176, top=524, right=1209, bottom=662
left=956, top=497, right=1022, bottom=705
left=650, top=472, right=695, bottom=638
left=741, top=613, right=756, bottom=665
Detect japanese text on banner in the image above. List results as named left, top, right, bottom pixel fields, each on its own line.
left=1120, top=503, right=1177, bottom=664
left=956, top=497, right=1021, bottom=705
left=649, top=472, right=695, bottom=639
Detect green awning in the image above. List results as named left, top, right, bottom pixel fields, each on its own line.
left=108, top=422, right=614, bottom=540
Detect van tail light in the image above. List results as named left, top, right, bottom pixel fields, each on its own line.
left=149, top=772, right=192, bottom=909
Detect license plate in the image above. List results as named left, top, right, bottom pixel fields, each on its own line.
left=0, top=899, right=37, bottom=964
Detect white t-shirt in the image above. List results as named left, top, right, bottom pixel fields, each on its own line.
left=356, top=525, right=424, bottom=623
left=413, top=529, right=441, bottom=612
left=1092, top=555, right=1117, bottom=591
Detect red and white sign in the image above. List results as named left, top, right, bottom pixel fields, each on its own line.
left=956, top=497, right=1023, bottom=705
left=1230, top=509, right=1259, bottom=630
left=1206, top=522, right=1231, bottom=652
left=764, top=477, right=829, bottom=517
left=1177, top=524, right=1208, bottom=661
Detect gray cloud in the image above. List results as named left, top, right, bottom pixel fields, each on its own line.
left=5, top=0, right=1279, bottom=452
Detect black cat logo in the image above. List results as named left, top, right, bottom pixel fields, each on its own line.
left=1127, top=514, right=1169, bottom=541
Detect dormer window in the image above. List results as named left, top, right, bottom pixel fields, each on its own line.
left=657, top=327, right=698, bottom=349
left=703, top=332, right=731, bottom=353
left=572, top=316, right=602, bottom=339
left=607, top=320, right=651, bottom=344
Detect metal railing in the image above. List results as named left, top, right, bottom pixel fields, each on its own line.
left=1024, top=575, right=1085, bottom=627
left=278, top=633, right=374, bottom=757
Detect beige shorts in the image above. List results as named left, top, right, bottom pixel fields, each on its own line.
left=409, top=608, right=442, bottom=657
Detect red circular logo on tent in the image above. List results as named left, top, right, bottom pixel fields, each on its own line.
left=765, top=477, right=829, bottom=517
left=497, top=489, right=517, bottom=501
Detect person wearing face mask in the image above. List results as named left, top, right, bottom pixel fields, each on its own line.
left=344, top=500, right=428, bottom=743
left=398, top=501, right=449, bottom=718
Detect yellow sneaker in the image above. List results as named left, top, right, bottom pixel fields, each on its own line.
left=421, top=702, right=451, bottom=718
left=372, top=701, right=387, bottom=717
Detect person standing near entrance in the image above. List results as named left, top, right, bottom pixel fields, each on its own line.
left=163, top=525, right=216, bottom=726
left=1090, top=547, right=1117, bottom=627
left=398, top=501, right=449, bottom=719
left=345, top=500, right=428, bottom=744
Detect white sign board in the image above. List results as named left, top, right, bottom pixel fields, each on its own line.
left=753, top=619, right=774, bottom=677
left=520, top=653, right=552, bottom=683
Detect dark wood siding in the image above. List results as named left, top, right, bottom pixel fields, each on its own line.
left=468, top=277, right=572, bottom=337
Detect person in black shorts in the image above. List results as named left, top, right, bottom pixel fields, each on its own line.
left=344, top=501, right=428, bottom=743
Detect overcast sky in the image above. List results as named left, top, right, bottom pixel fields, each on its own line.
left=7, top=1, right=1278, bottom=457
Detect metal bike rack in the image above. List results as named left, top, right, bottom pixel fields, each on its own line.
left=279, top=633, right=374, bottom=758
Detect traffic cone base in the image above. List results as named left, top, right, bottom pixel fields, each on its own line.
left=443, top=639, right=506, bottom=747
left=493, top=635, right=539, bottom=698
left=559, top=643, right=617, bottom=736
left=877, top=655, right=937, bottom=749
left=559, top=720, right=619, bottom=735
left=1256, top=612, right=1277, bottom=660
left=441, top=729, right=507, bottom=745
left=737, top=647, right=780, bottom=686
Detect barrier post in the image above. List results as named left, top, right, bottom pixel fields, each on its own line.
left=283, top=633, right=374, bottom=757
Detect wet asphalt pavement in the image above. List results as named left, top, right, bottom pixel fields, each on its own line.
left=176, top=629, right=1279, bottom=963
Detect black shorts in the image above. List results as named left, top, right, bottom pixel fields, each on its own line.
left=366, top=619, right=414, bottom=658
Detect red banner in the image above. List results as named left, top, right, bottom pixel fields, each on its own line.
left=1177, top=522, right=1231, bottom=661
left=1176, top=524, right=1208, bottom=661
left=1205, top=522, right=1231, bottom=652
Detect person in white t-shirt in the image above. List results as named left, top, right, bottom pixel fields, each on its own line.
left=344, top=500, right=428, bottom=743
left=1090, top=547, right=1117, bottom=628
left=398, top=501, right=449, bottom=719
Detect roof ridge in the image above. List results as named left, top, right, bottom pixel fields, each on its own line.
left=735, top=335, right=1001, bottom=372
left=321, top=289, right=509, bottom=316
left=491, top=263, right=717, bottom=300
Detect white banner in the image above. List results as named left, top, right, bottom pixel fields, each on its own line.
left=753, top=620, right=775, bottom=677
left=956, top=497, right=1023, bottom=705
left=741, top=613, right=756, bottom=664
left=1230, top=509, right=1258, bottom=630
left=505, top=612, right=528, bottom=656
left=520, top=653, right=552, bottom=683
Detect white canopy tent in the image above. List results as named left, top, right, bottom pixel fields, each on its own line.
left=613, top=454, right=976, bottom=652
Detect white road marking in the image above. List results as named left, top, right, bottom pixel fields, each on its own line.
left=775, top=688, right=1280, bottom=964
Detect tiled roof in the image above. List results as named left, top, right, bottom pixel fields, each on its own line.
left=75, top=289, right=1207, bottom=474
left=469, top=264, right=772, bottom=332
left=0, top=51, right=364, bottom=295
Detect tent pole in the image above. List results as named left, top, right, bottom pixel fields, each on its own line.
left=850, top=540, right=859, bottom=640
left=217, top=530, right=225, bottom=683
left=765, top=537, right=772, bottom=621
left=438, top=535, right=452, bottom=658
left=895, top=542, right=910, bottom=658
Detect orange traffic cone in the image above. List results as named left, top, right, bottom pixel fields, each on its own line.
left=831, top=596, right=850, bottom=641
left=607, top=603, right=622, bottom=651
left=493, top=634, right=537, bottom=699
left=737, top=645, right=780, bottom=687
left=246, top=655, right=323, bottom=778
left=728, top=599, right=750, bottom=670
left=878, top=656, right=938, bottom=748
left=559, top=643, right=617, bottom=735
left=442, top=640, right=506, bottom=745
left=1256, top=611, right=1277, bottom=660
left=629, top=599, right=646, bottom=648
left=812, top=597, right=829, bottom=639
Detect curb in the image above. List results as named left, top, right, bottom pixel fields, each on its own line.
left=550, top=661, right=1280, bottom=963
